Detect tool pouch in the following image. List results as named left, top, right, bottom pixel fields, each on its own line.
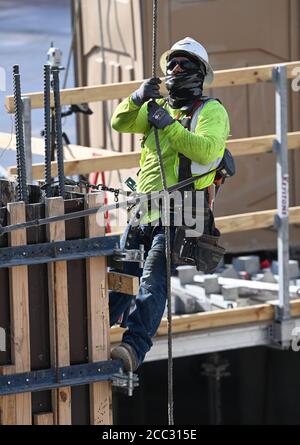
left=172, top=226, right=225, bottom=274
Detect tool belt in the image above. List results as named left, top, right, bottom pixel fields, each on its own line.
left=172, top=225, right=225, bottom=274
left=171, top=186, right=225, bottom=274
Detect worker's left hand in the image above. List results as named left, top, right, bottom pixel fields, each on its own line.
left=148, top=101, right=175, bottom=129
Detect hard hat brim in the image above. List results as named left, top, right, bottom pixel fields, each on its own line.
left=160, top=49, right=214, bottom=86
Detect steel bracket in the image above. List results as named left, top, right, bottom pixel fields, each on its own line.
left=268, top=302, right=295, bottom=349
left=0, top=235, right=120, bottom=268
left=272, top=66, right=280, bottom=82
left=0, top=360, right=139, bottom=397
left=273, top=213, right=281, bottom=229
left=268, top=319, right=296, bottom=349
left=112, top=370, right=139, bottom=397
left=272, top=139, right=280, bottom=154
left=113, top=244, right=145, bottom=268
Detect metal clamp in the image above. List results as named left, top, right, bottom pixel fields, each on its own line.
left=268, top=301, right=296, bottom=349
left=113, top=244, right=145, bottom=268
left=112, top=370, right=139, bottom=397
left=0, top=360, right=134, bottom=396
left=268, top=319, right=296, bottom=349
left=0, top=236, right=120, bottom=268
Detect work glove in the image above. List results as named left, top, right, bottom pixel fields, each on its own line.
left=147, top=101, right=175, bottom=129
left=131, top=77, right=162, bottom=107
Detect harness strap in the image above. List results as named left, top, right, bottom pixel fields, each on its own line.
left=176, top=97, right=222, bottom=190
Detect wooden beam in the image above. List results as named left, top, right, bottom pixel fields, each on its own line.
left=110, top=299, right=300, bottom=344
left=7, top=202, right=32, bottom=425
left=216, top=206, right=300, bottom=234
left=34, top=413, right=54, bottom=425
left=0, top=132, right=111, bottom=160
left=6, top=129, right=300, bottom=179
left=5, top=79, right=146, bottom=113
left=9, top=151, right=141, bottom=179
left=5, top=61, right=300, bottom=113
left=107, top=207, right=300, bottom=237
left=85, top=194, right=112, bottom=425
left=0, top=366, right=16, bottom=425
left=108, top=272, right=139, bottom=296
left=46, top=197, right=71, bottom=425
left=228, top=131, right=300, bottom=156
left=11, top=131, right=300, bottom=180
left=212, top=61, right=299, bottom=88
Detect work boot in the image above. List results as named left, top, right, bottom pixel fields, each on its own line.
left=111, top=342, right=139, bottom=372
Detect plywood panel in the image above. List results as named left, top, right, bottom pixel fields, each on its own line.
left=46, top=198, right=72, bottom=425
left=85, top=194, right=112, bottom=425
left=7, top=202, right=32, bottom=425
left=171, top=0, right=290, bottom=61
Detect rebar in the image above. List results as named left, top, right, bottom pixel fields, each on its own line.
left=43, top=64, right=52, bottom=197
left=52, top=68, right=65, bottom=197
left=13, top=65, right=28, bottom=202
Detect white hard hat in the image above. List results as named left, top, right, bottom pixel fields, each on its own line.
left=160, top=37, right=214, bottom=86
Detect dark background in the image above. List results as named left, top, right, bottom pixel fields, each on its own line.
left=114, top=346, right=300, bottom=425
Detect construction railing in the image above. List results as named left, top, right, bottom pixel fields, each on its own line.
left=5, top=61, right=300, bottom=112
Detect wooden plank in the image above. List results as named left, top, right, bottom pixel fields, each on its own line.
left=46, top=197, right=71, bottom=425
left=0, top=366, right=16, bottom=425
left=9, top=151, right=141, bottom=179
left=228, top=131, right=300, bottom=157
left=110, top=299, right=300, bottom=344
left=14, top=131, right=300, bottom=180
left=5, top=79, right=145, bottom=113
left=7, top=130, right=300, bottom=179
left=108, top=272, right=139, bottom=295
left=212, top=61, right=299, bottom=88
left=85, top=193, right=112, bottom=425
left=108, top=207, right=300, bottom=237
left=0, top=132, right=113, bottom=160
left=34, top=413, right=54, bottom=425
left=5, top=61, right=300, bottom=112
left=216, top=206, right=300, bottom=234
left=7, top=202, right=31, bottom=425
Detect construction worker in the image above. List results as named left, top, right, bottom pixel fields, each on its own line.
left=109, top=37, right=230, bottom=372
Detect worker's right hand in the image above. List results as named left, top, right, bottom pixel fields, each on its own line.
left=131, top=78, right=162, bottom=107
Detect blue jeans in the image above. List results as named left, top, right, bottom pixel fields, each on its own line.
left=109, top=225, right=176, bottom=366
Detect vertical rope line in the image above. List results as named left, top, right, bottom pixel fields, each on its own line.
left=152, top=0, right=174, bottom=426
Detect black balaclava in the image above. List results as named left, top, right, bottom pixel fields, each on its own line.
left=165, top=51, right=206, bottom=109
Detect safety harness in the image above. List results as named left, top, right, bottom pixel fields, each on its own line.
left=175, top=96, right=234, bottom=205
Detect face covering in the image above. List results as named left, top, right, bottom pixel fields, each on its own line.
left=165, top=59, right=206, bottom=109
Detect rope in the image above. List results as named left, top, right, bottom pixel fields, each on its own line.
left=152, top=0, right=174, bottom=426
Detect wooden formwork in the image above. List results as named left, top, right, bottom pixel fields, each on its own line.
left=0, top=191, right=127, bottom=425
